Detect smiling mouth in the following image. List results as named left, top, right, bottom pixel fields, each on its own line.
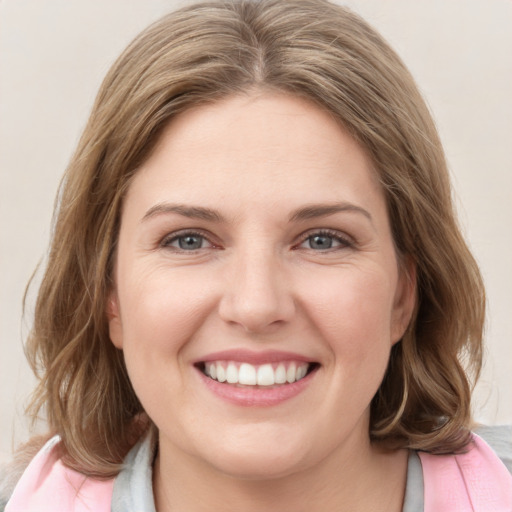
left=197, top=361, right=319, bottom=387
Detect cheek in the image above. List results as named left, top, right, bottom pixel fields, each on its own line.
left=115, top=265, right=218, bottom=388
left=115, top=267, right=219, bottom=422
left=300, top=266, right=396, bottom=362
left=120, top=265, right=208, bottom=337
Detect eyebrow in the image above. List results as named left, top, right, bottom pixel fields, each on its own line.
left=141, top=201, right=373, bottom=225
left=142, top=203, right=225, bottom=223
left=288, top=202, right=373, bottom=224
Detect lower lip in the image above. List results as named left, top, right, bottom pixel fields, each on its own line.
left=196, top=367, right=317, bottom=407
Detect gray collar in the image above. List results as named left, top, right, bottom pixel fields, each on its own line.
left=112, top=433, right=424, bottom=512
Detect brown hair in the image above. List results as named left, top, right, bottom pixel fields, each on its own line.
left=24, top=0, right=484, bottom=477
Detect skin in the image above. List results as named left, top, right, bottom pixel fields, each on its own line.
left=108, top=92, right=416, bottom=511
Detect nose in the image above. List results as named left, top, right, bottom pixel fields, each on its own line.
left=218, top=248, right=296, bottom=334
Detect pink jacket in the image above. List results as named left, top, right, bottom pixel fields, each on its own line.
left=6, top=433, right=512, bottom=511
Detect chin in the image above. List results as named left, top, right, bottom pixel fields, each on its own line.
left=193, top=427, right=315, bottom=481
left=208, top=449, right=308, bottom=481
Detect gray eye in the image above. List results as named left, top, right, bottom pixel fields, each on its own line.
left=162, top=231, right=214, bottom=252
left=177, top=234, right=204, bottom=250
left=308, top=234, right=334, bottom=250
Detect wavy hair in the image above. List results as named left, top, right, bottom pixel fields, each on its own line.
left=24, top=0, right=484, bottom=477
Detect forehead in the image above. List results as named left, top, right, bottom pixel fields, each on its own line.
left=124, top=92, right=386, bottom=222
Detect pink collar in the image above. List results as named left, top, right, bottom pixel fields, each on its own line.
left=5, top=436, right=114, bottom=512
left=419, top=433, right=512, bottom=511
left=6, top=433, right=512, bottom=511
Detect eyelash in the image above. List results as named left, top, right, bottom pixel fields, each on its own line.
left=159, top=228, right=354, bottom=253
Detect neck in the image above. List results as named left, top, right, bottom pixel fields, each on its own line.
left=153, top=434, right=407, bottom=512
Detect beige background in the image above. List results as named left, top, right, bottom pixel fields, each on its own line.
left=1, top=0, right=511, bottom=463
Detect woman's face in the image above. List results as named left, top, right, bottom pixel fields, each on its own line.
left=108, top=92, right=415, bottom=479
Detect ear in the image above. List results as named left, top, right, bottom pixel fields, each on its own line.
left=106, top=290, right=124, bottom=349
left=390, top=256, right=417, bottom=345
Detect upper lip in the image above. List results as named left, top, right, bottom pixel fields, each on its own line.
left=195, top=349, right=316, bottom=365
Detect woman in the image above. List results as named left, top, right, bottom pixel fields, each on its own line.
left=2, top=0, right=511, bottom=510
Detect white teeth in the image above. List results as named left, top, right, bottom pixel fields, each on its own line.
left=216, top=364, right=226, bottom=383
left=257, top=364, right=275, bottom=386
left=275, top=364, right=287, bottom=384
left=296, top=365, right=307, bottom=380
left=239, top=363, right=257, bottom=385
left=286, top=362, right=297, bottom=383
left=226, top=362, right=238, bottom=384
left=204, top=361, right=311, bottom=386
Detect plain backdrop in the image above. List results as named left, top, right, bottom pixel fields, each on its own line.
left=1, top=0, right=511, bottom=463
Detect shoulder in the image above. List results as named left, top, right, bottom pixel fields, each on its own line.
left=418, top=426, right=512, bottom=511
left=0, top=435, right=53, bottom=511
left=2, top=436, right=114, bottom=512
left=474, top=424, right=512, bottom=474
